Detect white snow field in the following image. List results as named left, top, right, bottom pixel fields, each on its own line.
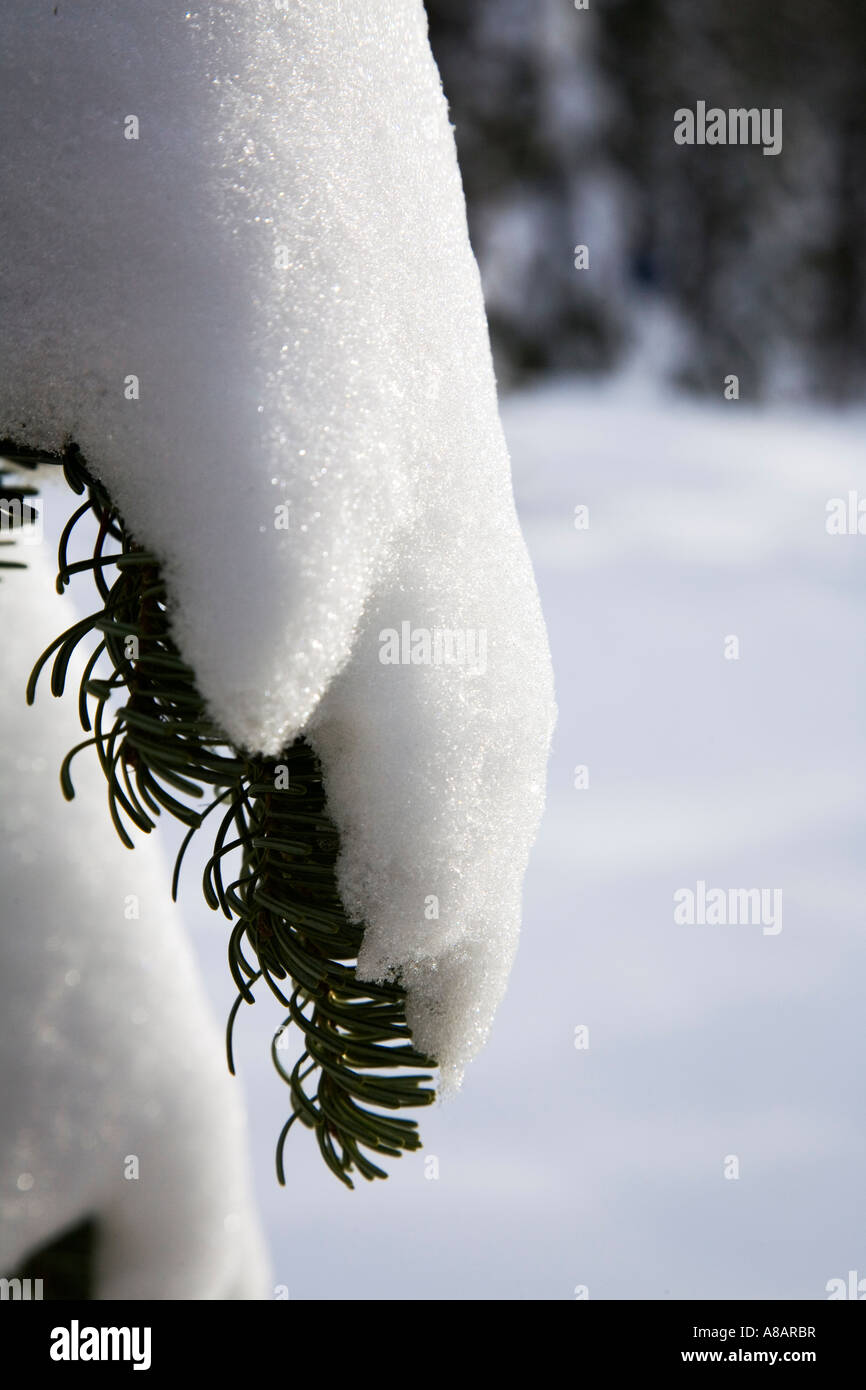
left=0, top=545, right=269, bottom=1299
left=0, top=1, right=555, bottom=1084
left=207, top=374, right=862, bottom=1299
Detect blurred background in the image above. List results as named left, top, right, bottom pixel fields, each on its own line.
left=427, top=0, right=866, bottom=399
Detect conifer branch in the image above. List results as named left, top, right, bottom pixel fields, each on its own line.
left=3, top=440, right=436, bottom=1188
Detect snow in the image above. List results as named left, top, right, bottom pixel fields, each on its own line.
left=0, top=545, right=270, bottom=1298
left=5, top=338, right=864, bottom=1294
left=227, top=371, right=866, bottom=1298
left=0, top=2, right=555, bottom=1083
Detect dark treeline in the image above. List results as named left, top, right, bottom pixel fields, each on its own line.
left=426, top=0, right=866, bottom=401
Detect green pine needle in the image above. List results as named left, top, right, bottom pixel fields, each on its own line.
left=5, top=439, right=436, bottom=1188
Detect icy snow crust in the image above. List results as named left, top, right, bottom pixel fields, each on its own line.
left=0, top=2, right=555, bottom=1082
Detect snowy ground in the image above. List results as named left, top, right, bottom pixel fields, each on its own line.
left=26, top=370, right=866, bottom=1298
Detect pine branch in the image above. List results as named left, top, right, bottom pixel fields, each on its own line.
left=6, top=440, right=436, bottom=1188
